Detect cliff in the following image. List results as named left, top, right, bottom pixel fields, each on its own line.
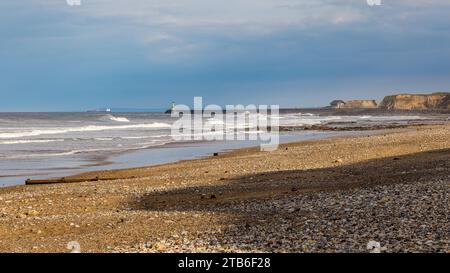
left=379, top=92, right=450, bottom=110
left=330, top=100, right=378, bottom=109
left=341, top=100, right=378, bottom=109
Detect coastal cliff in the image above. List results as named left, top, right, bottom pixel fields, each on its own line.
left=330, top=100, right=378, bottom=109
left=379, top=92, right=450, bottom=110
left=341, top=100, right=378, bottom=109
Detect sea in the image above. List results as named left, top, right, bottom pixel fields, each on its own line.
left=0, top=112, right=430, bottom=187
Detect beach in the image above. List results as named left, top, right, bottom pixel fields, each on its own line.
left=0, top=124, right=448, bottom=253
left=1, top=111, right=438, bottom=187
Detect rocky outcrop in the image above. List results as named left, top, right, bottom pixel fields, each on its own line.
left=342, top=100, right=378, bottom=109
left=330, top=100, right=378, bottom=109
left=379, top=92, right=450, bottom=110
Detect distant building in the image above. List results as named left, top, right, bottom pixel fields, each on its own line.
left=165, top=101, right=176, bottom=114
left=330, top=100, right=346, bottom=108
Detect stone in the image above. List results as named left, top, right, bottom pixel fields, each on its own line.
left=152, top=242, right=166, bottom=251
left=26, top=210, right=39, bottom=217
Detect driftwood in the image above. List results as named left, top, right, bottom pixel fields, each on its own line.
left=25, top=177, right=113, bottom=185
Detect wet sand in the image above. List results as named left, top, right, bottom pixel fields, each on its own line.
left=0, top=124, right=449, bottom=253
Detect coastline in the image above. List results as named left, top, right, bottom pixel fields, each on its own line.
left=0, top=124, right=448, bottom=252
left=0, top=130, right=369, bottom=187
left=1, top=112, right=447, bottom=188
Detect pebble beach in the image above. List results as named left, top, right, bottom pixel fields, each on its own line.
left=0, top=124, right=449, bottom=253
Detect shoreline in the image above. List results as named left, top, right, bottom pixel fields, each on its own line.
left=64, top=124, right=438, bottom=183
left=1, top=130, right=373, bottom=188
left=1, top=114, right=447, bottom=188
left=0, top=124, right=448, bottom=252
left=27, top=129, right=391, bottom=188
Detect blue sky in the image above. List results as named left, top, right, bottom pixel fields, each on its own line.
left=1, top=0, right=450, bottom=111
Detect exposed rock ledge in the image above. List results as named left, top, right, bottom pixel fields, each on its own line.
left=379, top=92, right=450, bottom=110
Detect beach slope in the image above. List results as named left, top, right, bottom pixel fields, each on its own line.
left=0, top=124, right=449, bottom=253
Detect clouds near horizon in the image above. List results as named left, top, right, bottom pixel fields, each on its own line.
left=1, top=0, right=450, bottom=110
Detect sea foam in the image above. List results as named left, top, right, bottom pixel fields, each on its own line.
left=105, top=115, right=130, bottom=123
left=0, top=139, right=65, bottom=145
left=0, top=123, right=172, bottom=139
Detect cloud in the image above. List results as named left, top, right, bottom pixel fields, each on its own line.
left=1, top=1, right=450, bottom=110
left=74, top=0, right=367, bottom=30
left=2, top=0, right=450, bottom=75
left=63, top=0, right=450, bottom=30
left=3, top=0, right=450, bottom=62
left=46, top=0, right=446, bottom=61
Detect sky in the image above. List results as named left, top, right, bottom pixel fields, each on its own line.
left=1, top=0, right=450, bottom=111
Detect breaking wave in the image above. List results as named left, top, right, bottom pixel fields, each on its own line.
left=0, top=139, right=65, bottom=145
left=105, top=115, right=130, bottom=123
left=0, top=123, right=172, bottom=139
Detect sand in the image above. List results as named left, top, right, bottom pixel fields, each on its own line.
left=0, top=124, right=449, bottom=253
